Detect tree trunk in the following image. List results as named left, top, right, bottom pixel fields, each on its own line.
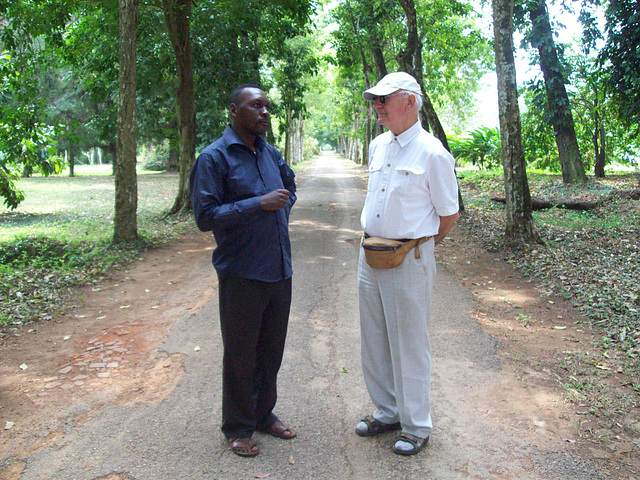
left=593, top=89, right=605, bottom=177
left=594, top=119, right=605, bottom=178
left=365, top=102, right=374, bottom=165
left=168, top=138, right=179, bottom=171
left=493, top=0, right=536, bottom=244
left=163, top=0, right=196, bottom=215
left=528, top=0, right=587, bottom=183
left=285, top=109, right=292, bottom=164
left=396, top=0, right=465, bottom=212
left=297, top=112, right=304, bottom=164
left=68, top=150, right=75, bottom=177
left=114, top=0, right=138, bottom=244
left=108, top=141, right=117, bottom=175
left=371, top=45, right=388, bottom=79
left=396, top=0, right=447, bottom=148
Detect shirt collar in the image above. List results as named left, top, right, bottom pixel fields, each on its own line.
left=387, top=120, right=422, bottom=148
left=222, top=124, right=266, bottom=152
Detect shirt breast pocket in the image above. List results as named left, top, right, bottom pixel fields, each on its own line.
left=394, top=166, right=426, bottom=197
left=367, top=162, right=383, bottom=192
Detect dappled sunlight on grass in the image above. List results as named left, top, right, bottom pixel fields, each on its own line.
left=1, top=172, right=182, bottom=241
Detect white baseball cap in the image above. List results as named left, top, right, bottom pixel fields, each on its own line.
left=362, top=72, right=423, bottom=101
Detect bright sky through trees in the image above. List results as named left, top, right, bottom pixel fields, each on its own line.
left=470, top=3, right=600, bottom=131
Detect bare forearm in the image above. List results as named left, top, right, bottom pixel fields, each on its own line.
left=434, top=212, right=459, bottom=245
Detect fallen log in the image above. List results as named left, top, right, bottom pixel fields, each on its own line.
left=490, top=188, right=640, bottom=211
left=610, top=189, right=640, bottom=201
left=490, top=194, right=599, bottom=210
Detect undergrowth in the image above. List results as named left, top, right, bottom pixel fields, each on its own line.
left=458, top=171, right=640, bottom=370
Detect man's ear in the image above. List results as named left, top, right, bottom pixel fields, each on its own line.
left=406, top=93, right=416, bottom=110
left=229, top=103, right=238, bottom=118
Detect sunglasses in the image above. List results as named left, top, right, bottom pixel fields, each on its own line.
left=370, top=92, right=405, bottom=104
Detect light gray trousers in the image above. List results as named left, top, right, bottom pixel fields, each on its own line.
left=357, top=238, right=436, bottom=439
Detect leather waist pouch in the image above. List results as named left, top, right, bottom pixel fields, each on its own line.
left=362, top=236, right=428, bottom=269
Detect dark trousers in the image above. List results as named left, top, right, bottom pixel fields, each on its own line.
left=218, top=275, right=292, bottom=439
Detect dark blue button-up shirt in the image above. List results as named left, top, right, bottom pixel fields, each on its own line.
left=190, top=125, right=296, bottom=282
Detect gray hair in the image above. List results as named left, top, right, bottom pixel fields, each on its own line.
left=411, top=90, right=424, bottom=109
left=400, top=89, right=423, bottom=110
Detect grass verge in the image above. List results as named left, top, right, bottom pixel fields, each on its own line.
left=0, top=170, right=196, bottom=327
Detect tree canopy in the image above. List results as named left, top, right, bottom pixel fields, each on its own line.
left=0, top=0, right=638, bottom=228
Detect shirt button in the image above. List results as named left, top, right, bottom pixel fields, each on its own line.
left=387, top=163, right=391, bottom=167
left=381, top=188, right=385, bottom=192
left=405, top=172, right=409, bottom=175
left=376, top=214, right=380, bottom=218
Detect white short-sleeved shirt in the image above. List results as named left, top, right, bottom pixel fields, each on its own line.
left=361, top=120, right=459, bottom=239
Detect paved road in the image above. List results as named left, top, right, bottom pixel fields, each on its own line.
left=17, top=152, right=600, bottom=479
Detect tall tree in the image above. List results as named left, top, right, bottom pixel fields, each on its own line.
left=524, top=0, right=587, bottom=183
left=272, top=35, right=318, bottom=165
left=114, top=0, right=138, bottom=243
left=396, top=0, right=449, bottom=150
left=493, top=0, right=536, bottom=244
left=162, top=0, right=195, bottom=215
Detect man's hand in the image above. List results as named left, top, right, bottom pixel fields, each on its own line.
left=260, top=189, right=291, bottom=211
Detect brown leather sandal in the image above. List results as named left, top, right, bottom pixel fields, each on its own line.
left=393, top=433, right=429, bottom=455
left=229, top=437, right=259, bottom=457
left=258, top=420, right=297, bottom=439
left=355, top=415, right=402, bottom=437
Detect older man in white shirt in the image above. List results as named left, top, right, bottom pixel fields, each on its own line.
left=355, top=72, right=459, bottom=455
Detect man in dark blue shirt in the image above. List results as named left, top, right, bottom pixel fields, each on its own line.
left=190, top=84, right=297, bottom=458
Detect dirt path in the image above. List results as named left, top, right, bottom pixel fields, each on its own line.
left=0, top=153, right=638, bottom=479
left=0, top=233, right=217, bottom=476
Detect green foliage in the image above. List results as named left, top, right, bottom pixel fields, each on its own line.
left=303, top=135, right=320, bottom=161
left=0, top=235, right=148, bottom=326
left=271, top=34, right=319, bottom=135
left=601, top=0, right=640, bottom=132
left=520, top=84, right=560, bottom=172
left=193, top=0, right=316, bottom=146
left=61, top=1, right=120, bottom=151
left=449, top=126, right=501, bottom=170
left=0, top=236, right=89, bottom=270
left=141, top=142, right=172, bottom=172
left=0, top=49, right=66, bottom=208
left=329, top=0, right=491, bottom=142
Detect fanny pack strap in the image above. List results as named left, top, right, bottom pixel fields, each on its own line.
left=413, top=236, right=428, bottom=259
